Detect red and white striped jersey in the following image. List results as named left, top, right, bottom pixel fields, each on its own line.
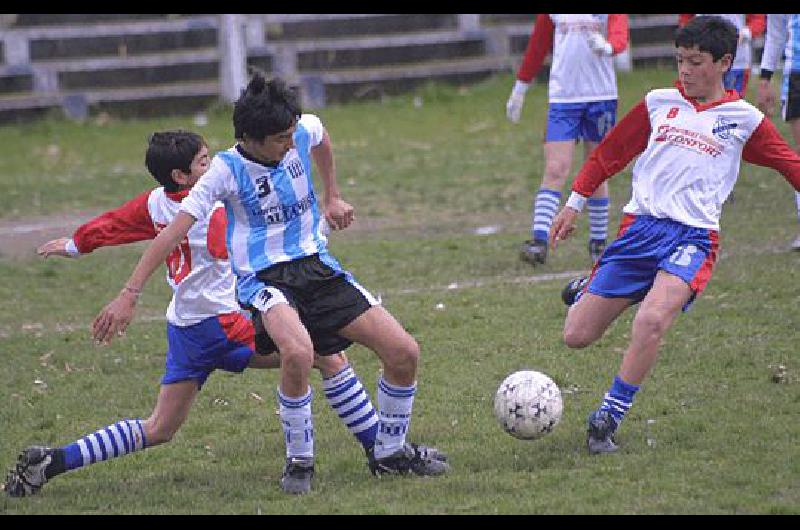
left=516, top=14, right=629, bottom=103
left=571, top=82, right=800, bottom=230
left=70, top=187, right=239, bottom=326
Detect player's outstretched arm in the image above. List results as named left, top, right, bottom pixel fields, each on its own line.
left=92, top=211, right=196, bottom=344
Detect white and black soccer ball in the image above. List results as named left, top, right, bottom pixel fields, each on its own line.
left=493, top=370, right=563, bottom=440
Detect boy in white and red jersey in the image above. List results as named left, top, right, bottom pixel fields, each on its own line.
left=551, top=16, right=800, bottom=454
left=506, top=14, right=629, bottom=266
left=3, top=131, right=382, bottom=498
left=679, top=14, right=765, bottom=97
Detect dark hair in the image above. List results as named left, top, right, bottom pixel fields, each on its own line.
left=233, top=73, right=302, bottom=142
left=144, top=130, right=207, bottom=192
left=675, top=15, right=738, bottom=64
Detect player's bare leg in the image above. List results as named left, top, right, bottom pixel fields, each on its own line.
left=339, top=306, right=448, bottom=476
left=563, top=292, right=633, bottom=349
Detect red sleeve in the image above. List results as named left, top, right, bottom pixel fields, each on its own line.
left=746, top=14, right=766, bottom=38
left=572, top=99, right=651, bottom=196
left=517, top=14, right=554, bottom=83
left=72, top=190, right=157, bottom=254
left=742, top=117, right=800, bottom=191
left=607, top=14, right=629, bottom=54
left=678, top=14, right=694, bottom=27
left=206, top=206, right=229, bottom=259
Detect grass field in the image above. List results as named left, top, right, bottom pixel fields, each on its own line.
left=0, top=69, right=798, bottom=514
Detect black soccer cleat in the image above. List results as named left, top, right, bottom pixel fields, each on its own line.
left=280, top=455, right=315, bottom=495
left=3, top=446, right=60, bottom=498
left=561, top=275, right=590, bottom=306
left=586, top=409, right=619, bottom=455
left=367, top=442, right=449, bottom=477
left=520, top=239, right=548, bottom=266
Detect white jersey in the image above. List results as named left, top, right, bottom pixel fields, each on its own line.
left=548, top=14, right=618, bottom=103
left=71, top=187, right=239, bottom=327
left=180, top=114, right=328, bottom=306
left=623, top=89, right=764, bottom=230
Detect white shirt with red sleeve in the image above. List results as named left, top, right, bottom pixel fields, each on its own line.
left=570, top=82, right=800, bottom=231
left=71, top=187, right=239, bottom=327
left=516, top=14, right=628, bottom=103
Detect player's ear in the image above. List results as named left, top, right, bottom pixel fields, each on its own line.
left=171, top=168, right=190, bottom=187
left=719, top=53, right=733, bottom=74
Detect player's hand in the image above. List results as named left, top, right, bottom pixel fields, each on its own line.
left=549, top=207, right=580, bottom=250
left=92, top=291, right=138, bottom=345
left=506, top=92, right=525, bottom=123
left=587, top=31, right=613, bottom=56
left=324, top=196, right=355, bottom=231
left=756, top=79, right=776, bottom=117
left=36, top=237, right=74, bottom=259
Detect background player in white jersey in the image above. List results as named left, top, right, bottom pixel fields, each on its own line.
left=679, top=14, right=765, bottom=98
left=756, top=14, right=800, bottom=250
left=90, top=75, right=448, bottom=495
left=506, top=14, right=629, bottom=266
left=3, top=131, right=381, bottom=498
left=551, top=16, right=800, bottom=455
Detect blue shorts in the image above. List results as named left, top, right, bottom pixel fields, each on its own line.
left=163, top=313, right=257, bottom=389
left=545, top=100, right=617, bottom=142
left=723, top=68, right=749, bottom=97
left=586, top=214, right=719, bottom=311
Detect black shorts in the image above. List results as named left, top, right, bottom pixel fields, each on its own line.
left=246, top=254, right=377, bottom=356
left=783, top=72, right=800, bottom=122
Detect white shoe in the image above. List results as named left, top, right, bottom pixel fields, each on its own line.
left=791, top=234, right=800, bottom=252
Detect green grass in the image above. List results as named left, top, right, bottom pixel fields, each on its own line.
left=1, top=70, right=799, bottom=514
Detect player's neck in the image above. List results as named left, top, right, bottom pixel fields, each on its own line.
left=695, top=83, right=727, bottom=104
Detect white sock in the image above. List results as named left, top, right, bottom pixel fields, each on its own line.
left=277, top=386, right=314, bottom=458
left=374, top=376, right=416, bottom=459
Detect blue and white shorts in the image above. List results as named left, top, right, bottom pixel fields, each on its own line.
left=545, top=100, right=617, bottom=142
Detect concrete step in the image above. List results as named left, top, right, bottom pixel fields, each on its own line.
left=264, top=14, right=459, bottom=41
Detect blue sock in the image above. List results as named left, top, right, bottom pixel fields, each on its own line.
left=323, top=364, right=379, bottom=451
left=587, top=196, right=609, bottom=244
left=531, top=188, right=562, bottom=242
left=62, top=419, right=147, bottom=471
left=598, top=375, right=639, bottom=428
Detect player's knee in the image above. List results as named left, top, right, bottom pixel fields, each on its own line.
left=314, top=352, right=349, bottom=377
left=385, top=336, right=420, bottom=376
left=563, top=322, right=595, bottom=349
left=277, top=337, right=315, bottom=369
left=143, top=419, right=179, bottom=446
left=543, top=159, right=571, bottom=182
left=632, top=309, right=668, bottom=340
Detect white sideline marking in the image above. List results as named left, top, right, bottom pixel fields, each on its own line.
left=6, top=271, right=586, bottom=335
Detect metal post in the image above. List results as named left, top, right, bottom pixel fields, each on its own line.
left=219, top=14, right=248, bottom=103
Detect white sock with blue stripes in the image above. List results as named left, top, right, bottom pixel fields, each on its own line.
left=374, top=376, right=416, bottom=459
left=322, top=364, right=379, bottom=451
left=61, top=419, right=147, bottom=471
left=531, top=188, right=562, bottom=241
left=277, top=386, right=314, bottom=458
left=587, top=196, right=609, bottom=244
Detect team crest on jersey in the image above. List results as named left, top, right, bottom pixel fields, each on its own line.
left=711, top=116, right=738, bottom=142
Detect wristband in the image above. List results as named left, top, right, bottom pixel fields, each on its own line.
left=565, top=191, right=588, bottom=213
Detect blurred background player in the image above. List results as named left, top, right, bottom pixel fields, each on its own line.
left=679, top=14, right=765, bottom=98
left=757, top=14, right=800, bottom=251
left=506, top=14, right=629, bottom=266
left=3, top=131, right=380, bottom=498
left=551, top=16, right=800, bottom=455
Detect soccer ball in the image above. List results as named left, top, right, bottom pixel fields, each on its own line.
left=493, top=370, right=563, bottom=440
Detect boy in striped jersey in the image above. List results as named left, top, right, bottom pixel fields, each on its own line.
left=90, top=75, right=448, bottom=495
left=552, top=16, right=800, bottom=454
left=3, top=131, right=380, bottom=498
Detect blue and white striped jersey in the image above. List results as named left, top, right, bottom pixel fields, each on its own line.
left=181, top=114, right=339, bottom=306
left=760, top=14, right=800, bottom=101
